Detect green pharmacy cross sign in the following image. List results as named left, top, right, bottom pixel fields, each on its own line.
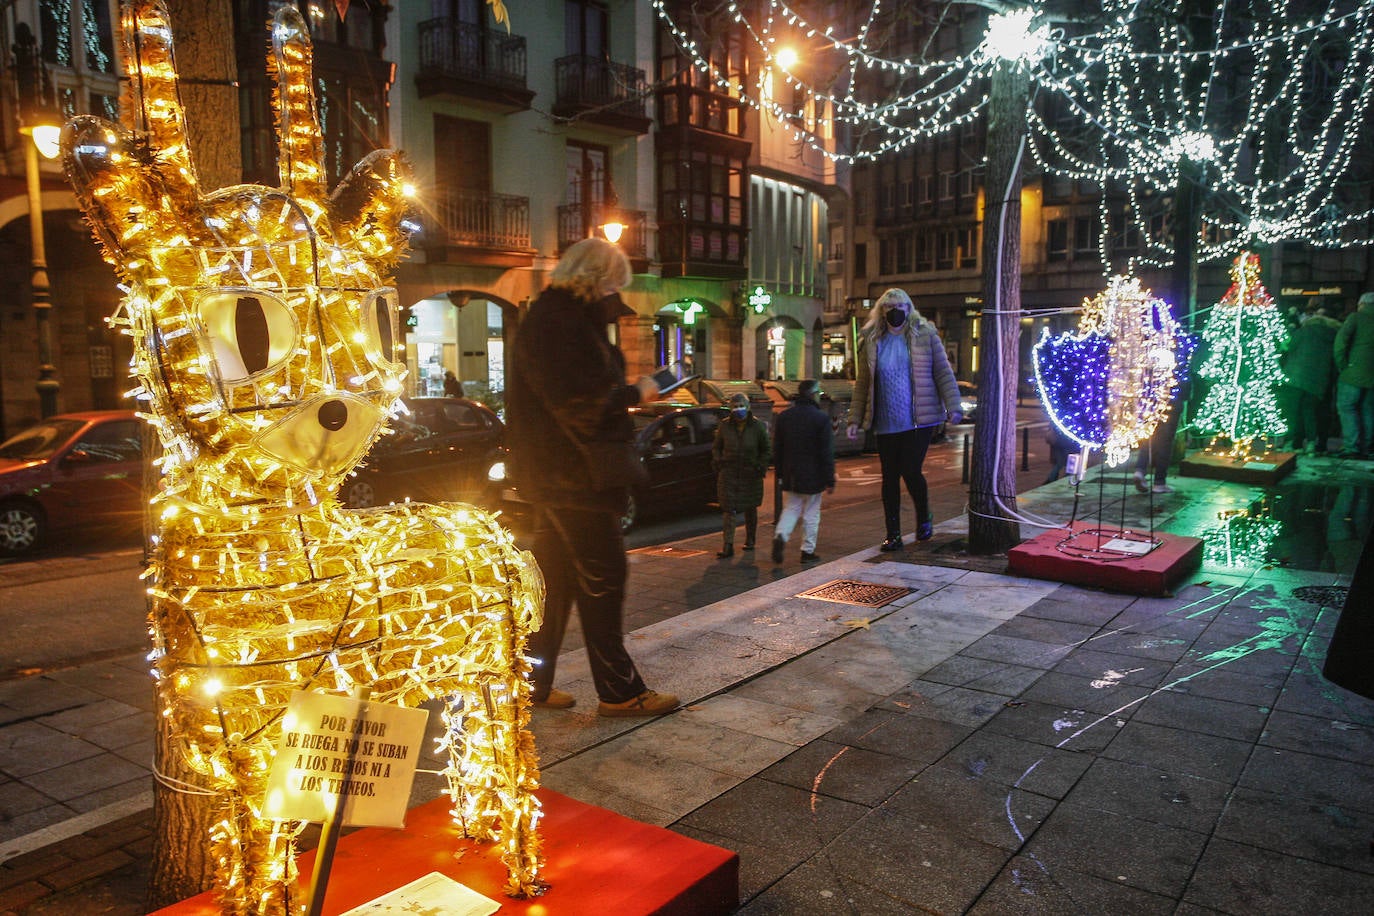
left=748, top=285, right=772, bottom=314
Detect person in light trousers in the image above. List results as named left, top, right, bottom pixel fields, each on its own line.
left=772, top=379, right=836, bottom=564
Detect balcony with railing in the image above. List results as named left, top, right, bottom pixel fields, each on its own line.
left=557, top=203, right=649, bottom=264
left=415, top=17, right=533, bottom=109
left=421, top=187, right=534, bottom=268
left=553, top=55, right=651, bottom=134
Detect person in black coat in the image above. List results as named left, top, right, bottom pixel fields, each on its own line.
left=771, top=380, right=836, bottom=564
left=505, top=238, right=678, bottom=718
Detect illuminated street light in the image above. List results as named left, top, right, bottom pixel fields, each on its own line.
left=13, top=22, right=62, bottom=418
left=600, top=216, right=625, bottom=243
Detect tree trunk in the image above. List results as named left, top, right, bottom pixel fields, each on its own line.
left=144, top=1, right=239, bottom=909
left=968, top=59, right=1028, bottom=554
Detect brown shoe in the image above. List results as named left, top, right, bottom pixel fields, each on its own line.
left=531, top=688, right=576, bottom=709
left=598, top=689, right=679, bottom=718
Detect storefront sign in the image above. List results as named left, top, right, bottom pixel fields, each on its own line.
left=748, top=285, right=772, bottom=314
left=264, top=690, right=429, bottom=828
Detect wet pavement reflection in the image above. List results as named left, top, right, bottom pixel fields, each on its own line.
left=1199, top=481, right=1374, bottom=573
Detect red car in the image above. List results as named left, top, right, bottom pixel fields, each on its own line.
left=0, top=410, right=147, bottom=556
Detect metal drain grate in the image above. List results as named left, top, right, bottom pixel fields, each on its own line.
left=1292, top=585, right=1350, bottom=607
left=796, top=579, right=911, bottom=608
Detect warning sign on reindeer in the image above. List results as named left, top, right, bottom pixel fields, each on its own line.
left=263, top=690, right=430, bottom=828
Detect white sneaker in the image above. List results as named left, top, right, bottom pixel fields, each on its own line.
left=1133, top=470, right=1149, bottom=493
left=1151, top=483, right=1174, bottom=494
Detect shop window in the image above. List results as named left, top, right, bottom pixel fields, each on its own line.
left=935, top=229, right=955, bottom=270
left=896, top=234, right=912, bottom=273
left=1074, top=217, right=1100, bottom=259
left=920, top=175, right=936, bottom=204
left=1047, top=219, right=1069, bottom=262
left=956, top=226, right=978, bottom=269
left=915, top=233, right=933, bottom=272
left=1110, top=212, right=1140, bottom=254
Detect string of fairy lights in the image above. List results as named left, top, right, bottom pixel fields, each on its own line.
left=652, top=0, right=1374, bottom=264
left=1032, top=275, right=1188, bottom=467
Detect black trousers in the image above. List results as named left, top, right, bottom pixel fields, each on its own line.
left=875, top=427, right=935, bottom=539
left=528, top=505, right=646, bottom=704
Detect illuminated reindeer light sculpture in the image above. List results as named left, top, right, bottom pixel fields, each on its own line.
left=61, top=3, right=543, bottom=911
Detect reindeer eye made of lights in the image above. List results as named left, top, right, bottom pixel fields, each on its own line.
left=361, top=287, right=404, bottom=370
left=197, top=289, right=299, bottom=385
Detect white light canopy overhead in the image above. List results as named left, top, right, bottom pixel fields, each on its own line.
left=653, top=0, right=1374, bottom=266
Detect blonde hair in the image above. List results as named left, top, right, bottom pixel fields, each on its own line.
left=861, top=287, right=925, bottom=334
left=549, top=238, right=632, bottom=302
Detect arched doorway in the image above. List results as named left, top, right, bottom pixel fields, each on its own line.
left=655, top=298, right=726, bottom=376
left=404, top=290, right=519, bottom=412
left=756, top=315, right=806, bottom=381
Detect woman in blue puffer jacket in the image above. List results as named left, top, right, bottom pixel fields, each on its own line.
left=847, top=288, right=961, bottom=551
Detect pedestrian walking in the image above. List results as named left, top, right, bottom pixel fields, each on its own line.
left=1043, top=424, right=1077, bottom=484
left=505, top=237, right=679, bottom=717
left=1334, top=291, right=1374, bottom=458
left=712, top=392, right=771, bottom=558
left=771, top=379, right=835, bottom=564
left=1132, top=403, right=1184, bottom=494
left=1283, top=301, right=1341, bottom=455
left=846, top=288, right=961, bottom=551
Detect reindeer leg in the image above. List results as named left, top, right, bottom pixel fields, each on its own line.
left=208, top=746, right=304, bottom=915
left=439, top=678, right=544, bottom=897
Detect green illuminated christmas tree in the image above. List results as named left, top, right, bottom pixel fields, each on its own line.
left=1192, top=251, right=1289, bottom=458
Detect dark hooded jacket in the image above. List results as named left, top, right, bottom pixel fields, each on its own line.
left=712, top=411, right=770, bottom=511
left=1284, top=313, right=1341, bottom=397
left=774, top=391, right=835, bottom=495
left=506, top=286, right=644, bottom=512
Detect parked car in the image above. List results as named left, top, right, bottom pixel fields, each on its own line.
left=764, top=379, right=863, bottom=456
left=0, top=410, right=147, bottom=556
left=500, top=401, right=724, bottom=531
left=341, top=397, right=506, bottom=509
left=956, top=380, right=978, bottom=422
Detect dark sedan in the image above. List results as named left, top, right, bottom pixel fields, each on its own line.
left=501, top=402, right=723, bottom=531
left=0, top=410, right=147, bottom=556
left=341, top=397, right=506, bottom=509
left=623, top=402, right=722, bottom=528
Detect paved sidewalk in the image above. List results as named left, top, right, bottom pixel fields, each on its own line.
left=4, top=452, right=1374, bottom=913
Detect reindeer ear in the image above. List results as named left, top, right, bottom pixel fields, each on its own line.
left=330, top=150, right=417, bottom=260
left=62, top=1, right=205, bottom=270
left=270, top=5, right=327, bottom=203
left=118, top=0, right=200, bottom=197
left=61, top=116, right=166, bottom=265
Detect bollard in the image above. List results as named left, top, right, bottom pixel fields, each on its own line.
left=961, top=433, right=970, bottom=485
left=1022, top=426, right=1030, bottom=471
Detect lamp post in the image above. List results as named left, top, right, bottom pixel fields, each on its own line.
left=13, top=22, right=62, bottom=418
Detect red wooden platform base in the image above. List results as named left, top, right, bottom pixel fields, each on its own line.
left=1178, top=449, right=1296, bottom=485
left=153, top=788, right=739, bottom=915
left=1007, top=521, right=1203, bottom=596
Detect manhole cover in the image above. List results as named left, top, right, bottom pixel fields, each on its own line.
left=629, top=545, right=710, bottom=558
left=797, top=579, right=911, bottom=608
left=1292, top=585, right=1350, bottom=607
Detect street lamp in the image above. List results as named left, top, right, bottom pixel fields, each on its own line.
left=13, top=22, right=62, bottom=418
left=597, top=178, right=625, bottom=244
